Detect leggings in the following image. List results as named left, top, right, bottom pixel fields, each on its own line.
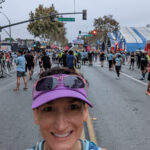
left=115, top=66, right=121, bottom=77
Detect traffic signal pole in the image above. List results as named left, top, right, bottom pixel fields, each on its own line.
left=0, top=10, right=87, bottom=30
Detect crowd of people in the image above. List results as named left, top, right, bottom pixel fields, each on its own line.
left=0, top=51, right=16, bottom=76
left=0, top=48, right=149, bottom=95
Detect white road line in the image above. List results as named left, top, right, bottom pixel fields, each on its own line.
left=121, top=72, right=147, bottom=86
left=94, top=63, right=147, bottom=86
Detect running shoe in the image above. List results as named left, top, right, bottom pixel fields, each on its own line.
left=140, top=78, right=144, bottom=80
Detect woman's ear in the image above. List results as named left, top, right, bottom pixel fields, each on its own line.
left=83, top=104, right=89, bottom=122
left=33, top=109, right=40, bottom=125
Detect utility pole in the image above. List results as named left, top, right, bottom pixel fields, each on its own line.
left=0, top=11, right=12, bottom=42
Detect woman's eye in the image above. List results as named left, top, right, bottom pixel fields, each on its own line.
left=70, top=104, right=80, bottom=110
left=43, top=106, right=53, bottom=112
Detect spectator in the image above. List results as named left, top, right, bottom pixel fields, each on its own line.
left=13, top=50, right=27, bottom=91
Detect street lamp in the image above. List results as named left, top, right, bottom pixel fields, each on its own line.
left=0, top=11, right=11, bottom=41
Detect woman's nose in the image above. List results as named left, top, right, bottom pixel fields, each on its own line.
left=54, top=112, right=68, bottom=131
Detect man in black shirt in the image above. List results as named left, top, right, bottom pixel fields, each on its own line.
left=42, top=51, right=51, bottom=71
left=25, top=51, right=34, bottom=80
left=62, top=50, right=68, bottom=67
left=140, top=52, right=148, bottom=80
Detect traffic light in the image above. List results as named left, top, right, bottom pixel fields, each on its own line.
left=92, top=29, right=97, bottom=36
left=82, top=10, right=87, bottom=20
left=50, top=12, right=56, bottom=22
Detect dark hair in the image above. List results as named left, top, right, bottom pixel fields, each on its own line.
left=39, top=67, right=89, bottom=85
left=18, top=50, right=23, bottom=55
left=40, top=67, right=80, bottom=78
left=43, top=51, right=46, bottom=56
left=69, top=50, right=73, bottom=55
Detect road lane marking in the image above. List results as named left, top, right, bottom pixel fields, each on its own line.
left=94, top=63, right=147, bottom=86
left=121, top=72, right=147, bottom=86
left=86, top=110, right=98, bottom=144
left=81, top=129, right=85, bottom=139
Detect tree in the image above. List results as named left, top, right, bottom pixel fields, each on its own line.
left=3, top=37, right=14, bottom=42
left=27, top=4, right=68, bottom=46
left=84, top=15, right=120, bottom=49
left=94, top=15, right=119, bottom=32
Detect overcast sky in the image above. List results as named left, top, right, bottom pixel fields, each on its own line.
left=1, top=0, right=150, bottom=42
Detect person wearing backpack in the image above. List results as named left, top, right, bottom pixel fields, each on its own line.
left=27, top=67, right=106, bottom=150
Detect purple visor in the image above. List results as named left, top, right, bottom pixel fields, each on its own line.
left=32, top=74, right=93, bottom=109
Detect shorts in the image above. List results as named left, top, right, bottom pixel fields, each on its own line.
left=148, top=73, right=150, bottom=81
left=100, top=57, right=105, bottom=61
left=26, top=64, right=33, bottom=71
left=43, top=64, right=51, bottom=70
left=17, top=71, right=26, bottom=77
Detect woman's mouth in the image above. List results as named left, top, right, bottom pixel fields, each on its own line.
left=51, top=130, right=73, bottom=138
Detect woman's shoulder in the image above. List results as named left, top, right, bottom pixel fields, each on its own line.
left=26, top=140, right=44, bottom=150
left=80, top=139, right=106, bottom=150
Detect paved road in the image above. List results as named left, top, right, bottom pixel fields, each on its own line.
left=80, top=63, right=150, bottom=150
left=0, top=68, right=42, bottom=150
left=0, top=63, right=149, bottom=150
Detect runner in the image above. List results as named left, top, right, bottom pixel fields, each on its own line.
left=129, top=52, right=135, bottom=70
left=42, top=51, right=51, bottom=71
left=146, top=55, right=150, bottom=95
left=66, top=50, right=75, bottom=69
left=62, top=50, right=68, bottom=67
left=13, top=50, right=27, bottom=91
left=139, top=52, right=148, bottom=80
left=27, top=67, right=106, bottom=150
left=83, top=50, right=88, bottom=65
left=100, top=51, right=105, bottom=67
left=107, top=51, right=113, bottom=71
left=25, top=51, right=34, bottom=80
left=115, top=53, right=122, bottom=79
left=88, top=51, right=93, bottom=66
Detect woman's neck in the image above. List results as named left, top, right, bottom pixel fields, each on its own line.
left=43, top=140, right=81, bottom=150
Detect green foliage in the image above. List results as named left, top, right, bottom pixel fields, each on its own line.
left=27, top=4, right=68, bottom=46
left=4, top=37, right=14, bottom=42
left=83, top=15, right=120, bottom=46
left=94, top=15, right=119, bottom=32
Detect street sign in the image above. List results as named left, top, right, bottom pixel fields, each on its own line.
left=57, top=17, right=75, bottom=22
left=84, top=34, right=92, bottom=37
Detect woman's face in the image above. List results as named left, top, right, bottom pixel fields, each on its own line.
left=33, top=98, right=88, bottom=150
